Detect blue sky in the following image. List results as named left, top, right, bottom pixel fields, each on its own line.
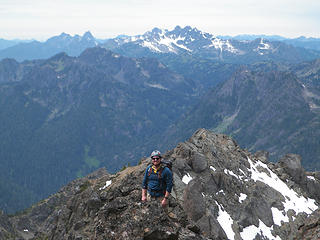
left=1, top=0, right=319, bottom=40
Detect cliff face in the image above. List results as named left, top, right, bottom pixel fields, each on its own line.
left=2, top=129, right=320, bottom=240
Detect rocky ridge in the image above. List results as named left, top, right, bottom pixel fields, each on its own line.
left=1, top=128, right=320, bottom=239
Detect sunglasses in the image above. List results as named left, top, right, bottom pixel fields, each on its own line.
left=152, top=157, right=161, bottom=161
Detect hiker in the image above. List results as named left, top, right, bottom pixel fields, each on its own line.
left=141, top=150, right=173, bottom=207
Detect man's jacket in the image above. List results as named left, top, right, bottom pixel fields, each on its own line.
left=142, top=165, right=173, bottom=197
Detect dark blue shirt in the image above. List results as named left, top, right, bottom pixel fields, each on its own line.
left=142, top=165, right=173, bottom=197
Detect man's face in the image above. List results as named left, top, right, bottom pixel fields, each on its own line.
left=152, top=157, right=161, bottom=166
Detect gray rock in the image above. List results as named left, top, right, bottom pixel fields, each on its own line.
left=254, top=150, right=269, bottom=164
left=278, top=154, right=306, bottom=183
left=306, top=178, right=320, bottom=202
left=197, top=214, right=228, bottom=239
left=191, top=152, right=208, bottom=173
left=0, top=211, right=15, bottom=239
left=175, top=157, right=191, bottom=173
left=314, top=171, right=320, bottom=180
left=183, top=180, right=206, bottom=222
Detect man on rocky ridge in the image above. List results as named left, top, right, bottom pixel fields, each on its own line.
left=141, top=150, right=173, bottom=207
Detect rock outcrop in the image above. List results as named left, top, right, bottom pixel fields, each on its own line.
left=0, top=211, right=15, bottom=239
left=2, top=129, right=320, bottom=239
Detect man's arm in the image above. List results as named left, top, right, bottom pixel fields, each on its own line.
left=141, top=167, right=149, bottom=202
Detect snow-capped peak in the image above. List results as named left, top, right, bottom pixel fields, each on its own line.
left=104, top=26, right=283, bottom=60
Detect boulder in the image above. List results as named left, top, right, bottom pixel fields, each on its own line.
left=183, top=180, right=206, bottom=222
left=191, top=152, right=207, bottom=173
left=278, top=154, right=306, bottom=183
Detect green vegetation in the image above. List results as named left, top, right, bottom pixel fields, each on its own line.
left=120, top=163, right=131, bottom=172
left=84, top=146, right=100, bottom=168
left=211, top=113, right=237, bottom=133
left=54, top=60, right=65, bottom=72
left=79, top=180, right=91, bottom=193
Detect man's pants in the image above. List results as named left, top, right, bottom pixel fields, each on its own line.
left=146, top=192, right=169, bottom=212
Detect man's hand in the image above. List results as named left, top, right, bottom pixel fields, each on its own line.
left=161, top=197, right=168, bottom=207
left=142, top=188, right=147, bottom=202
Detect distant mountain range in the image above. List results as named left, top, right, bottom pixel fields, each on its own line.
left=218, top=34, right=320, bottom=51
left=0, top=32, right=98, bottom=61
left=1, top=26, right=320, bottom=63
left=0, top=39, right=33, bottom=51
left=102, top=26, right=320, bottom=64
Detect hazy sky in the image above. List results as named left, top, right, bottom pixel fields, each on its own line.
left=1, top=0, right=319, bottom=40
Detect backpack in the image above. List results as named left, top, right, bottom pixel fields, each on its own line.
left=147, top=159, right=173, bottom=190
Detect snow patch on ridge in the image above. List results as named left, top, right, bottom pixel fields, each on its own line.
left=241, top=220, right=281, bottom=240
left=223, top=167, right=246, bottom=181
left=224, top=169, right=239, bottom=179
left=145, top=83, right=168, bottom=90
left=255, top=38, right=271, bottom=55
left=239, top=193, right=247, bottom=203
left=258, top=38, right=270, bottom=50
left=247, top=158, right=318, bottom=224
left=271, top=207, right=289, bottom=225
left=182, top=173, right=192, bottom=184
left=207, top=38, right=238, bottom=53
left=141, top=41, right=162, bottom=52
left=215, top=201, right=235, bottom=240
left=99, top=180, right=112, bottom=190
left=307, top=176, right=316, bottom=181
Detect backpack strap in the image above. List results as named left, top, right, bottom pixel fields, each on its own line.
left=157, top=165, right=165, bottom=179
left=147, top=165, right=165, bottom=178
left=147, top=165, right=153, bottom=177
left=158, top=165, right=167, bottom=193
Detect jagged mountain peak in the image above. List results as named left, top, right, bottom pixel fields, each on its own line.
left=46, top=32, right=73, bottom=43
left=2, top=128, right=319, bottom=239
left=150, top=27, right=164, bottom=34
left=59, top=32, right=71, bottom=38
left=83, top=31, right=94, bottom=39
left=144, top=25, right=200, bottom=37
left=45, top=31, right=97, bottom=46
